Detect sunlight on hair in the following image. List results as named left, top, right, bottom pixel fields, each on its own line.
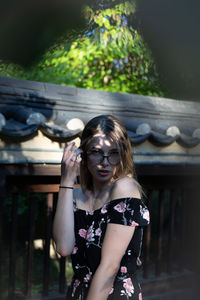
left=90, top=134, right=112, bottom=148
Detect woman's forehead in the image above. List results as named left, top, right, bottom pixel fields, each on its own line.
left=89, top=134, right=117, bottom=148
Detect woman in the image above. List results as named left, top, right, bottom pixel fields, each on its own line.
left=53, top=115, right=150, bottom=300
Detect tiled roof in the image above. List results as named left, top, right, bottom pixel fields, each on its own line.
left=0, top=76, right=200, bottom=148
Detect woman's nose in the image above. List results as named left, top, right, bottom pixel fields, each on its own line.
left=101, top=156, right=109, bottom=165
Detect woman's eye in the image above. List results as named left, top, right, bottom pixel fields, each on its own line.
left=91, top=150, right=101, bottom=155
left=110, top=151, right=119, bottom=155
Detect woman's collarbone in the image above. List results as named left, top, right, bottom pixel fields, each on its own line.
left=77, top=194, right=110, bottom=211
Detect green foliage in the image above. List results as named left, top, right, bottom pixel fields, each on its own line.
left=4, top=192, right=46, bottom=221
left=0, top=1, right=164, bottom=96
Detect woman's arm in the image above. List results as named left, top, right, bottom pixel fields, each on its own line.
left=86, top=177, right=140, bottom=300
left=86, top=223, right=135, bottom=300
left=53, top=143, right=82, bottom=257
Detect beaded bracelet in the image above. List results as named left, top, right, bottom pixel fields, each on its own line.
left=59, top=186, right=74, bottom=189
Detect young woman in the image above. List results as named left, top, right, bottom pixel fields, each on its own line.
left=53, top=115, right=150, bottom=300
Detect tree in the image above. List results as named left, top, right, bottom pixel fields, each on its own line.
left=0, top=1, right=164, bottom=97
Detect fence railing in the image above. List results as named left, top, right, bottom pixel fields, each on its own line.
left=1, top=174, right=199, bottom=300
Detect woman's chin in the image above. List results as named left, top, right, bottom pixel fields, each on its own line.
left=93, top=173, right=113, bottom=184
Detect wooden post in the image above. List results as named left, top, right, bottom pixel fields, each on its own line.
left=0, top=174, right=6, bottom=297
left=193, top=186, right=200, bottom=297
left=42, top=193, right=53, bottom=296
left=25, top=194, right=36, bottom=299
left=143, top=189, right=152, bottom=278
left=167, top=189, right=176, bottom=274
left=59, top=256, right=66, bottom=294
left=155, top=189, right=164, bottom=276
left=8, top=193, right=18, bottom=300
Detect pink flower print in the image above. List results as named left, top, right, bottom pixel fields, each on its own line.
left=109, top=287, right=114, bottom=295
left=72, top=279, right=80, bottom=297
left=79, top=228, right=87, bottom=239
left=86, top=224, right=95, bottom=242
left=136, top=257, right=142, bottom=267
left=101, top=204, right=107, bottom=214
left=86, top=210, right=94, bottom=216
left=123, top=278, right=134, bottom=296
left=72, top=246, right=78, bottom=254
left=84, top=273, right=92, bottom=283
left=120, top=266, right=127, bottom=273
left=114, top=202, right=126, bottom=213
left=95, top=228, right=102, bottom=236
left=139, top=292, right=143, bottom=300
left=140, top=206, right=150, bottom=222
left=131, top=220, right=139, bottom=227
left=143, top=210, right=150, bottom=222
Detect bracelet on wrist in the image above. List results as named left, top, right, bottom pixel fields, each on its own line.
left=59, top=186, right=74, bottom=189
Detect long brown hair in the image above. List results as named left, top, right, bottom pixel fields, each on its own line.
left=79, top=115, right=136, bottom=192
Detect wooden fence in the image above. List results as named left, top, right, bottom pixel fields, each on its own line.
left=0, top=164, right=200, bottom=300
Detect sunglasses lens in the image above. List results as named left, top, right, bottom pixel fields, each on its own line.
left=108, top=153, right=120, bottom=165
left=88, top=151, right=119, bottom=165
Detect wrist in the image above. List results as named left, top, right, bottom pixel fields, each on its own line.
left=60, top=186, right=74, bottom=190
left=60, top=178, right=75, bottom=187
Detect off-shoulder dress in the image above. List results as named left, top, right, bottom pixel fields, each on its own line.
left=66, top=197, right=150, bottom=300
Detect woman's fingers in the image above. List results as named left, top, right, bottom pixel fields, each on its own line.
left=69, top=151, right=82, bottom=165
left=60, top=143, right=82, bottom=183
left=76, top=156, right=82, bottom=163
left=68, top=152, right=77, bottom=164
left=62, top=142, right=75, bottom=162
left=62, top=143, right=82, bottom=166
left=74, top=148, right=83, bottom=156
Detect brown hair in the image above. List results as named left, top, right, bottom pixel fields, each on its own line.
left=79, top=115, right=138, bottom=192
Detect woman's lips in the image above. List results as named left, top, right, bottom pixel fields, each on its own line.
left=98, top=170, right=110, bottom=176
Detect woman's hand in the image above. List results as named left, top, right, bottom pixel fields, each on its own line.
left=60, top=142, right=82, bottom=186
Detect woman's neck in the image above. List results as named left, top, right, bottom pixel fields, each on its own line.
left=91, top=179, right=114, bottom=198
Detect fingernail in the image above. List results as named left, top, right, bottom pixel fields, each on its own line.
left=72, top=142, right=75, bottom=145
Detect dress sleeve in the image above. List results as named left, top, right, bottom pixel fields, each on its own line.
left=107, top=197, right=150, bottom=227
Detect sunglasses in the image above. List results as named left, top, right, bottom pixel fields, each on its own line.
left=87, top=149, right=120, bottom=165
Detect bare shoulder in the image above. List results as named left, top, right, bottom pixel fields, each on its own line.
left=110, top=176, right=141, bottom=200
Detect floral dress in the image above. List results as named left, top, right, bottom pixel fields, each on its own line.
left=66, top=197, right=150, bottom=300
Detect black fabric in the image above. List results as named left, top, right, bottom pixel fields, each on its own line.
left=66, top=198, right=150, bottom=300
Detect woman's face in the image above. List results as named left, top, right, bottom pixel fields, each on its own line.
left=86, top=134, right=120, bottom=185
